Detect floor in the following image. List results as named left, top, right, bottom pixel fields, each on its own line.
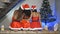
left=0, top=29, right=59, bottom=34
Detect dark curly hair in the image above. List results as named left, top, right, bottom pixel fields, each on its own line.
left=32, top=9, right=37, bottom=12
left=22, top=10, right=31, bottom=19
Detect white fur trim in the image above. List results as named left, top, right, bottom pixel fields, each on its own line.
left=21, top=5, right=24, bottom=10
left=31, top=8, right=36, bottom=9
left=21, top=5, right=30, bottom=10
left=25, top=8, right=30, bottom=10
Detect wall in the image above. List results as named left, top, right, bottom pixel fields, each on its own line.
left=55, top=0, right=60, bottom=30
left=56, top=0, right=60, bottom=23
left=0, top=0, right=55, bottom=28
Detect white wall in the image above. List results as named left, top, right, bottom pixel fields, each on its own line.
left=0, top=0, right=55, bottom=28
left=56, top=0, right=60, bottom=30
left=56, top=0, right=60, bottom=23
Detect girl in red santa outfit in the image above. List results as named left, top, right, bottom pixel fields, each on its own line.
left=10, top=4, right=31, bottom=28
left=20, top=4, right=31, bottom=28
left=10, top=4, right=26, bottom=28
left=10, top=9, right=23, bottom=28
left=30, top=5, right=42, bottom=28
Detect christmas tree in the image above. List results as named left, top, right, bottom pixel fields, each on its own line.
left=40, top=0, right=56, bottom=25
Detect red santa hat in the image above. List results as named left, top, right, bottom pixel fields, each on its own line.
left=31, top=5, right=36, bottom=9
left=21, top=4, right=30, bottom=10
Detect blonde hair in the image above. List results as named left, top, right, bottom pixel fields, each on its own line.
left=32, top=12, right=40, bottom=17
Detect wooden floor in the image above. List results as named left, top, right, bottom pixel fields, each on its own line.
left=0, top=30, right=59, bottom=34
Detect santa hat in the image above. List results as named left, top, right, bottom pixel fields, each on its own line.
left=21, top=4, right=30, bottom=10
left=31, top=5, right=36, bottom=9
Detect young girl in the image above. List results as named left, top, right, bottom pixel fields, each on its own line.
left=20, top=4, right=31, bottom=28
left=30, top=5, right=42, bottom=28
left=10, top=7, right=23, bottom=28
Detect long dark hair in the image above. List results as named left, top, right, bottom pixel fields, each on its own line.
left=32, top=9, right=37, bottom=12
left=12, top=7, right=23, bottom=21
left=22, top=10, right=31, bottom=19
